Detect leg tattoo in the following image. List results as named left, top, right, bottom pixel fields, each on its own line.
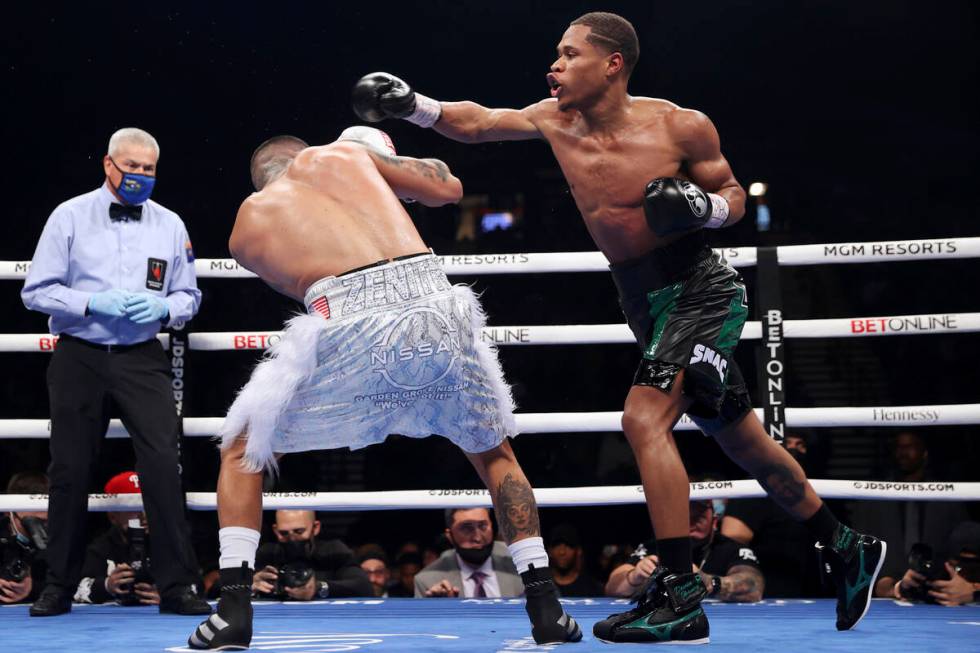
left=495, top=473, right=541, bottom=541
left=757, top=463, right=806, bottom=508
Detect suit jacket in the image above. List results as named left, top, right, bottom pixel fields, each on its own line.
left=413, top=541, right=523, bottom=597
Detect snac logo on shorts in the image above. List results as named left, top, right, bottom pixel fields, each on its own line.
left=689, top=342, right=728, bottom=382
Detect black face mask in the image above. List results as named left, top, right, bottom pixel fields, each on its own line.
left=14, top=515, right=48, bottom=551
left=455, top=541, right=494, bottom=566
left=281, top=539, right=313, bottom=562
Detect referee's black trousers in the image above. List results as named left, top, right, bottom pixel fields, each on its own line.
left=44, top=336, right=199, bottom=596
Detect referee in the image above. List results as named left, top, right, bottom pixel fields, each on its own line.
left=21, top=127, right=210, bottom=617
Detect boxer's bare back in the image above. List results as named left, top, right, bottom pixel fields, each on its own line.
left=230, top=142, right=461, bottom=300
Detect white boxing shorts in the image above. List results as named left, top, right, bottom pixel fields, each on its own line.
left=219, top=253, right=516, bottom=472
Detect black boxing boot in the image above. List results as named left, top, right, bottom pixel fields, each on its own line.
left=593, top=567, right=709, bottom=644
left=188, top=563, right=253, bottom=650
left=520, top=564, right=582, bottom=644
left=816, top=524, right=886, bottom=631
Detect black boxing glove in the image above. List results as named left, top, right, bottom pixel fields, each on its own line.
left=351, top=72, right=442, bottom=128
left=643, top=177, right=730, bottom=237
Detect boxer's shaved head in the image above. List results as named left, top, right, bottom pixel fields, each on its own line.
left=250, top=135, right=309, bottom=190
left=570, top=12, right=639, bottom=75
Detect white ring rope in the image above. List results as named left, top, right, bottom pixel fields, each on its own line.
left=0, top=333, right=172, bottom=353
left=0, top=479, right=976, bottom=513
left=1, top=237, right=977, bottom=280
left=1, top=312, right=977, bottom=352
left=1, top=404, right=978, bottom=440
left=2, top=238, right=977, bottom=512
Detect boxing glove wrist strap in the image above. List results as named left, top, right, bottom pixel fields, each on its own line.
left=705, top=193, right=730, bottom=229
left=406, top=93, right=442, bottom=128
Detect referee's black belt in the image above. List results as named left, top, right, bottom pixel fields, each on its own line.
left=58, top=333, right=157, bottom=353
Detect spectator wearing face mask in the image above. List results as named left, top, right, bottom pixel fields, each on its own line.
left=414, top=508, right=523, bottom=598
left=0, top=472, right=50, bottom=604
left=252, top=510, right=371, bottom=600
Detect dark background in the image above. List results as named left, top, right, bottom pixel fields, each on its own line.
left=1, top=2, right=977, bottom=557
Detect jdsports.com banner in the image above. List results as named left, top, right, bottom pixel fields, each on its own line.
left=1, top=479, right=977, bottom=512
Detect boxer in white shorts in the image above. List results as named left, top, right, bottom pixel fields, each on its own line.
left=188, top=128, right=581, bottom=650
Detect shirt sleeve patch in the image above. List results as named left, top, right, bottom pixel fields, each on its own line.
left=737, top=547, right=759, bottom=564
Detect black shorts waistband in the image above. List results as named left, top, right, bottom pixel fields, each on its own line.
left=339, top=251, right=433, bottom=278
left=58, top=333, right=156, bottom=353
left=609, top=231, right=713, bottom=296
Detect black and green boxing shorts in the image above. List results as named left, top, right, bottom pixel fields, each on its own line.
left=610, top=230, right=753, bottom=433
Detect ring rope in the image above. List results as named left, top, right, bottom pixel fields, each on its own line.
left=1, top=237, right=977, bottom=280
left=1, top=479, right=976, bottom=513
left=1, top=312, right=977, bottom=352
left=3, top=238, right=977, bottom=509
left=1, top=404, right=977, bottom=440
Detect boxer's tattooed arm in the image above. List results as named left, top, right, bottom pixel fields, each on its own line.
left=716, top=566, right=764, bottom=603
left=495, top=473, right=540, bottom=541
left=757, top=463, right=806, bottom=508
left=372, top=151, right=451, bottom=182
left=419, top=158, right=451, bottom=182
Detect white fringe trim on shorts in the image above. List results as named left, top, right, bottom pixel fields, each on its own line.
left=218, top=284, right=516, bottom=472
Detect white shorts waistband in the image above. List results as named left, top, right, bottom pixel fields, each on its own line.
left=303, top=253, right=449, bottom=321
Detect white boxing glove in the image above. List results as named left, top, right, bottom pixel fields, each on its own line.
left=337, top=126, right=397, bottom=156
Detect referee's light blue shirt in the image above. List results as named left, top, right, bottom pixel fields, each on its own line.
left=21, top=183, right=202, bottom=345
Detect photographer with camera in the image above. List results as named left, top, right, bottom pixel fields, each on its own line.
left=892, top=521, right=980, bottom=606
left=74, top=472, right=163, bottom=606
left=850, top=432, right=970, bottom=598
left=252, top=510, right=371, bottom=600
left=605, top=499, right=764, bottom=602
left=0, top=472, right=50, bottom=604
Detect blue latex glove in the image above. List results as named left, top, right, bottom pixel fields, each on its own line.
left=87, top=289, right=131, bottom=317
left=124, top=293, right=170, bottom=324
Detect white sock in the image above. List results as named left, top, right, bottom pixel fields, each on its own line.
left=507, top=536, right=549, bottom=574
left=219, top=526, right=260, bottom=570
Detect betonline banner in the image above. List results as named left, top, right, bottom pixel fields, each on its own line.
left=755, top=247, right=786, bottom=443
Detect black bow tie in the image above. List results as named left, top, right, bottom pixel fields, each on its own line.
left=109, top=203, right=142, bottom=222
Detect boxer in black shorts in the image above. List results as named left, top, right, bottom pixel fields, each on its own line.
left=611, top=230, right=751, bottom=434
left=355, top=10, right=886, bottom=645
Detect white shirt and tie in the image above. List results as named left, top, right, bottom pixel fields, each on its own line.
left=456, top=553, right=501, bottom=598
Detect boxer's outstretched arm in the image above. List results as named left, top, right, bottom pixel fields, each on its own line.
left=434, top=101, right=545, bottom=144
left=352, top=73, right=545, bottom=144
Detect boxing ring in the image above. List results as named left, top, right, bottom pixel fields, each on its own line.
left=2, top=598, right=978, bottom=653
left=1, top=236, right=979, bottom=652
